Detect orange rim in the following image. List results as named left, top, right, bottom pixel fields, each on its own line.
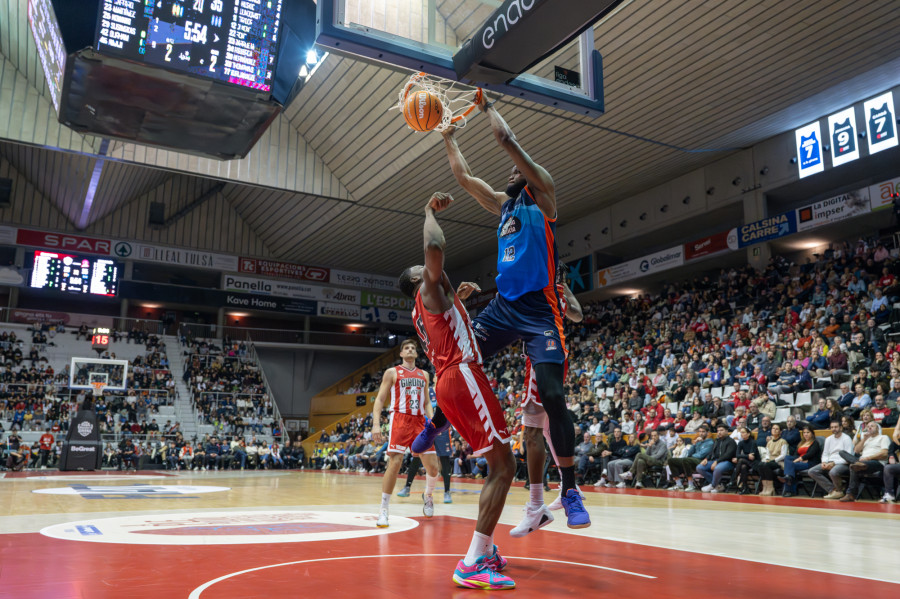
left=450, top=88, right=482, bottom=123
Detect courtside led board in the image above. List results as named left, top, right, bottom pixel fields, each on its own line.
left=863, top=91, right=898, bottom=155
left=794, top=121, right=824, bottom=179
left=827, top=107, right=859, bottom=167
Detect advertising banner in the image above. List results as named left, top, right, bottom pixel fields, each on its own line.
left=131, top=243, right=238, bottom=271
left=360, top=306, right=413, bottom=325
left=330, top=269, right=397, bottom=292
left=17, top=228, right=113, bottom=256
left=318, top=302, right=362, bottom=320
left=222, top=275, right=360, bottom=305
left=684, top=232, right=731, bottom=261
left=869, top=176, right=900, bottom=211
left=727, top=211, right=796, bottom=249
left=238, top=257, right=330, bottom=283
left=795, top=189, right=870, bottom=232
left=361, top=291, right=414, bottom=311
left=596, top=246, right=683, bottom=288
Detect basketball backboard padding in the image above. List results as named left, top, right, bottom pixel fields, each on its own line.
left=316, top=0, right=606, bottom=117
left=451, top=0, right=622, bottom=85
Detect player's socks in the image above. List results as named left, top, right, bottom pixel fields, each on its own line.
left=381, top=492, right=391, bottom=510
left=431, top=407, right=448, bottom=429
left=529, top=483, right=544, bottom=509
left=463, top=531, right=492, bottom=566
left=560, top=465, right=576, bottom=495
left=425, top=474, right=438, bottom=497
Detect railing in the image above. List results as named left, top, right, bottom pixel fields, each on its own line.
left=222, top=325, right=383, bottom=347
left=248, top=342, right=284, bottom=443
left=0, top=387, right=174, bottom=409
left=0, top=308, right=168, bottom=336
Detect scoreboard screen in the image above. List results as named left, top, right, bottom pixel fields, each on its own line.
left=30, top=251, right=120, bottom=297
left=95, top=0, right=284, bottom=92
left=92, top=328, right=111, bottom=350
left=27, top=0, right=66, bottom=111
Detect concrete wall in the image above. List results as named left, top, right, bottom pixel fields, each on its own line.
left=255, top=347, right=377, bottom=417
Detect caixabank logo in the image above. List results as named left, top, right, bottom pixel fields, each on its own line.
left=40, top=510, right=419, bottom=545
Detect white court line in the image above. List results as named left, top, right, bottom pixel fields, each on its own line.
left=188, top=553, right=655, bottom=597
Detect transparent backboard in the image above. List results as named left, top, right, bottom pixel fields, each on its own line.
left=317, top=0, right=609, bottom=117
left=69, top=357, right=129, bottom=392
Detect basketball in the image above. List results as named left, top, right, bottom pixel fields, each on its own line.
left=403, top=90, right=444, bottom=132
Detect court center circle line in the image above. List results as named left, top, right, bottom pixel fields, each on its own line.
left=188, top=553, right=655, bottom=597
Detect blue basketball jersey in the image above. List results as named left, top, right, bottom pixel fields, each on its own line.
left=495, top=186, right=558, bottom=301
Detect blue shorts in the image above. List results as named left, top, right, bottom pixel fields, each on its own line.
left=471, top=288, right=566, bottom=365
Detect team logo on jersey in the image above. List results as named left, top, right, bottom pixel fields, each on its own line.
left=499, top=216, right=521, bottom=237
left=502, top=246, right=516, bottom=262
left=472, top=322, right=488, bottom=341
left=546, top=339, right=557, bottom=351
left=543, top=330, right=555, bottom=337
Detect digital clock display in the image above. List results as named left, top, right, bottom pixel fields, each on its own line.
left=30, top=251, right=120, bottom=297
left=95, top=0, right=283, bottom=92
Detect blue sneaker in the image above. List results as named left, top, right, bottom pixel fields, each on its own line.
left=397, top=485, right=411, bottom=498
left=560, top=488, right=591, bottom=529
left=411, top=417, right=449, bottom=454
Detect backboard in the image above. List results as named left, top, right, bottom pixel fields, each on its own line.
left=316, top=0, right=620, bottom=117
left=69, top=357, right=129, bottom=394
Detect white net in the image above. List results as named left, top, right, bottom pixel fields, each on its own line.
left=395, top=72, right=482, bottom=132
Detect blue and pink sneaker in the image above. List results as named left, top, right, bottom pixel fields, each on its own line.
left=453, top=556, right=515, bottom=590
left=484, top=545, right=507, bottom=571
left=411, top=417, right=450, bottom=454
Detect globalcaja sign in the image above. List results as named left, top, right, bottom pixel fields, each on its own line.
left=596, top=246, right=683, bottom=288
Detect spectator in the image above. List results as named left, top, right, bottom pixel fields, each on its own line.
left=782, top=424, right=822, bottom=497
left=808, top=420, right=854, bottom=499
left=696, top=423, right=737, bottom=493
left=840, top=421, right=890, bottom=502
left=668, top=425, right=714, bottom=491
left=622, top=430, right=668, bottom=489
left=732, top=427, right=759, bottom=495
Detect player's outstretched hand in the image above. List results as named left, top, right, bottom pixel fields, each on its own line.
left=427, top=192, right=453, bottom=213
left=456, top=281, right=482, bottom=300
left=372, top=431, right=383, bottom=445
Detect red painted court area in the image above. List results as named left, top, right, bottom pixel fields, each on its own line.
left=1, top=515, right=893, bottom=598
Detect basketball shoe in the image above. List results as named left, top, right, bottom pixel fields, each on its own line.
left=376, top=509, right=389, bottom=528
left=411, top=417, right=450, bottom=454
left=548, top=483, right=583, bottom=511
left=509, top=502, right=553, bottom=537
left=453, top=556, right=516, bottom=590
left=397, top=485, right=411, bottom=497
left=423, top=493, right=434, bottom=518
left=560, top=488, right=591, bottom=529
left=484, top=545, right=508, bottom=571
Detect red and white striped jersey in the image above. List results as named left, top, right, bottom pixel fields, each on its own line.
left=390, top=365, right=429, bottom=415
left=413, top=289, right=482, bottom=376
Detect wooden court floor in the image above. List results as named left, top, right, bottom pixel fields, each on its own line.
left=1, top=469, right=898, bottom=598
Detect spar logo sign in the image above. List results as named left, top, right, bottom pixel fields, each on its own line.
left=40, top=510, right=418, bottom=545
left=33, top=484, right=230, bottom=499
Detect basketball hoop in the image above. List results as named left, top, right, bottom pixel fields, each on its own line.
left=395, top=72, right=482, bottom=132
left=90, top=381, right=105, bottom=396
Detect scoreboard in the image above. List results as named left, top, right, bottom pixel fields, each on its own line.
left=30, top=251, right=120, bottom=297
left=96, top=0, right=284, bottom=92
left=92, top=328, right=111, bottom=350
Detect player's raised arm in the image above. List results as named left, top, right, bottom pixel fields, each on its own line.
left=480, top=98, right=556, bottom=219
left=442, top=128, right=506, bottom=216
left=421, top=193, right=454, bottom=313
left=372, top=367, right=396, bottom=444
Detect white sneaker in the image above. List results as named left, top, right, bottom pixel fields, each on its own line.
left=615, top=482, right=626, bottom=488
left=510, top=503, right=554, bottom=538
left=376, top=509, right=389, bottom=528
left=685, top=484, right=698, bottom=492
left=621, top=471, right=633, bottom=481
left=593, top=477, right=608, bottom=488
left=880, top=492, right=896, bottom=503
left=549, top=485, right=583, bottom=510
left=701, top=484, right=713, bottom=493
left=715, top=484, right=725, bottom=492
left=710, top=488, right=719, bottom=494
left=423, top=493, right=434, bottom=518
left=601, top=469, right=608, bottom=476
left=635, top=481, right=644, bottom=489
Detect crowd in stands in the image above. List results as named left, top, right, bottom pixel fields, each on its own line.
left=182, top=337, right=276, bottom=437
left=312, top=236, right=900, bottom=501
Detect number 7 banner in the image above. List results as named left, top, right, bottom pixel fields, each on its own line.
left=794, top=121, right=824, bottom=179
left=864, top=91, right=897, bottom=155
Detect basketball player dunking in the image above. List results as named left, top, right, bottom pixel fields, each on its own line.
left=371, top=338, right=441, bottom=528
left=399, top=192, right=517, bottom=590
left=416, top=94, right=590, bottom=529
